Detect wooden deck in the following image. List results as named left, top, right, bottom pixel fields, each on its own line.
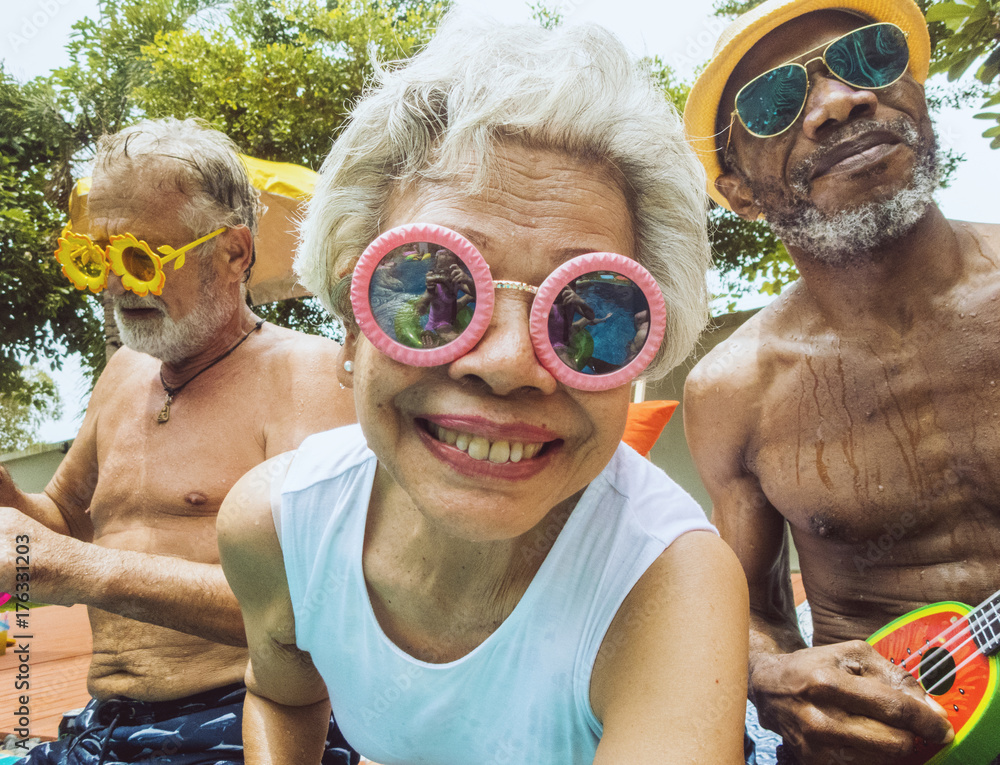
left=0, top=605, right=92, bottom=740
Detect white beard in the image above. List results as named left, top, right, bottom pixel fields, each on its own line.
left=755, top=118, right=940, bottom=267
left=113, top=277, right=233, bottom=364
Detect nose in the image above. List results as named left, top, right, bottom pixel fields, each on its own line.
left=800, top=73, right=878, bottom=141
left=447, top=291, right=559, bottom=397
left=106, top=270, right=125, bottom=297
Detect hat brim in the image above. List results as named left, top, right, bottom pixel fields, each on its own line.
left=682, top=0, right=931, bottom=209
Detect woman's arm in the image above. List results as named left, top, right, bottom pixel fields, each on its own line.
left=591, top=530, right=749, bottom=765
left=217, top=455, right=332, bottom=765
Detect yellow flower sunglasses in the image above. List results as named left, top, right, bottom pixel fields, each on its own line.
left=54, top=226, right=226, bottom=297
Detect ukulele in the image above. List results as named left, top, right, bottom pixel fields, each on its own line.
left=868, top=589, right=1000, bottom=765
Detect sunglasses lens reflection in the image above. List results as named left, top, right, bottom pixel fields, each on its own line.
left=826, top=23, right=909, bottom=89
left=736, top=64, right=809, bottom=136
left=737, top=24, right=909, bottom=138
left=121, top=247, right=157, bottom=281
left=548, top=271, right=651, bottom=376
left=71, top=244, right=106, bottom=278
left=368, top=243, right=479, bottom=350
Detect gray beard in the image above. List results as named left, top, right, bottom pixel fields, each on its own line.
left=756, top=119, right=939, bottom=267
left=113, top=275, right=233, bottom=364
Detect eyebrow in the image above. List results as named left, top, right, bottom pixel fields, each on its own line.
left=451, top=224, right=619, bottom=264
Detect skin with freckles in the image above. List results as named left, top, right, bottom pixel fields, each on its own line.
left=0, top=158, right=356, bottom=702
left=686, top=10, right=1000, bottom=765
left=219, top=144, right=750, bottom=765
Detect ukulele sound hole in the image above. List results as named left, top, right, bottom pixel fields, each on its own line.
left=918, top=647, right=955, bottom=695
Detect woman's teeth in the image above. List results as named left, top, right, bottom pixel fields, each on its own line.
left=432, top=424, right=543, bottom=463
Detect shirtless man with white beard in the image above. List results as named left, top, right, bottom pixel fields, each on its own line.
left=0, top=118, right=357, bottom=764
left=682, top=0, right=1000, bottom=763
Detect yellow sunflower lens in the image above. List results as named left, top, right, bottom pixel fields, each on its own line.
left=121, top=246, right=157, bottom=281
left=72, top=243, right=106, bottom=278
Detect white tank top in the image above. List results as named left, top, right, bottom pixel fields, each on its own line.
left=278, top=423, right=715, bottom=765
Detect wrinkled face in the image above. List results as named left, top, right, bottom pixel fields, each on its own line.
left=343, top=145, right=636, bottom=542
left=88, top=167, right=231, bottom=362
left=719, top=11, right=938, bottom=260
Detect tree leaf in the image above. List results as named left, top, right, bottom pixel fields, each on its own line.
left=926, top=1, right=973, bottom=21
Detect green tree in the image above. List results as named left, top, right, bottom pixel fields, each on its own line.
left=135, top=0, right=445, bottom=168
left=0, top=66, right=104, bottom=400
left=0, top=368, right=62, bottom=454
left=0, top=0, right=447, bottom=401
left=926, top=0, right=1000, bottom=147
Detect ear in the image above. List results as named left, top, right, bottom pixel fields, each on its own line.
left=337, top=331, right=358, bottom=389
left=714, top=172, right=762, bottom=221
left=219, top=225, right=254, bottom=281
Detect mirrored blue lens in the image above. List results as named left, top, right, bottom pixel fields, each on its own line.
left=368, top=243, right=478, bottom=350
left=548, top=271, right=651, bottom=376
left=825, top=23, right=909, bottom=89
left=735, top=64, right=809, bottom=137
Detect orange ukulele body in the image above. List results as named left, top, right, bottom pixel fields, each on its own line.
left=868, top=598, right=1000, bottom=765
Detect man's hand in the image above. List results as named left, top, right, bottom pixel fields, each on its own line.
left=0, top=506, right=75, bottom=605
left=753, top=641, right=954, bottom=765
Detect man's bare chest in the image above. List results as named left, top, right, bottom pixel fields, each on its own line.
left=89, top=383, right=265, bottom=544
left=750, top=323, right=1000, bottom=542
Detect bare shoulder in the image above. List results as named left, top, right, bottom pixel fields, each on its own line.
left=685, top=306, right=771, bottom=436
left=658, top=529, right=748, bottom=591
left=249, top=323, right=356, bottom=453
left=686, top=285, right=815, bottom=406
left=90, top=345, right=159, bottom=403
left=252, top=322, right=345, bottom=375
left=958, top=219, right=1000, bottom=266
left=687, top=315, right=765, bottom=398
left=219, top=453, right=307, bottom=666
left=592, top=531, right=748, bottom=761
left=962, top=219, right=1000, bottom=239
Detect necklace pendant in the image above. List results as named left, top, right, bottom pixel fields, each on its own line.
left=157, top=395, right=173, bottom=424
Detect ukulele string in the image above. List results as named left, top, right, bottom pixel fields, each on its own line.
left=922, top=643, right=987, bottom=696
left=898, top=593, right=996, bottom=672
left=889, top=591, right=1000, bottom=696
left=905, top=630, right=978, bottom=685
left=898, top=615, right=973, bottom=672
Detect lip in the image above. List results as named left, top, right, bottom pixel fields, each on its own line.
left=809, top=132, right=904, bottom=181
left=417, top=417, right=559, bottom=481
left=423, top=414, right=559, bottom=443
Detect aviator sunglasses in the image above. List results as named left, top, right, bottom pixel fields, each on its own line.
left=54, top=226, right=226, bottom=297
left=727, top=22, right=910, bottom=146
left=350, top=223, right=667, bottom=391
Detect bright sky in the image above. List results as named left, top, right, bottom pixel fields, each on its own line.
left=1, top=0, right=996, bottom=443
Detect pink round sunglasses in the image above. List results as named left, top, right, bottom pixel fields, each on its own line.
left=349, top=223, right=666, bottom=392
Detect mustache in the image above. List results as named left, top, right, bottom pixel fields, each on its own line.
left=114, top=293, right=166, bottom=313
left=790, top=117, right=920, bottom=191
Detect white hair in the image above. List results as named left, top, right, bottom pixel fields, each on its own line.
left=296, top=14, right=711, bottom=377
left=94, top=117, right=261, bottom=257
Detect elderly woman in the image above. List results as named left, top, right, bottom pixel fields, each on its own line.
left=218, top=15, right=749, bottom=765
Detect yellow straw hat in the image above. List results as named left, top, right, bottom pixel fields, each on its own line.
left=682, top=0, right=930, bottom=209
